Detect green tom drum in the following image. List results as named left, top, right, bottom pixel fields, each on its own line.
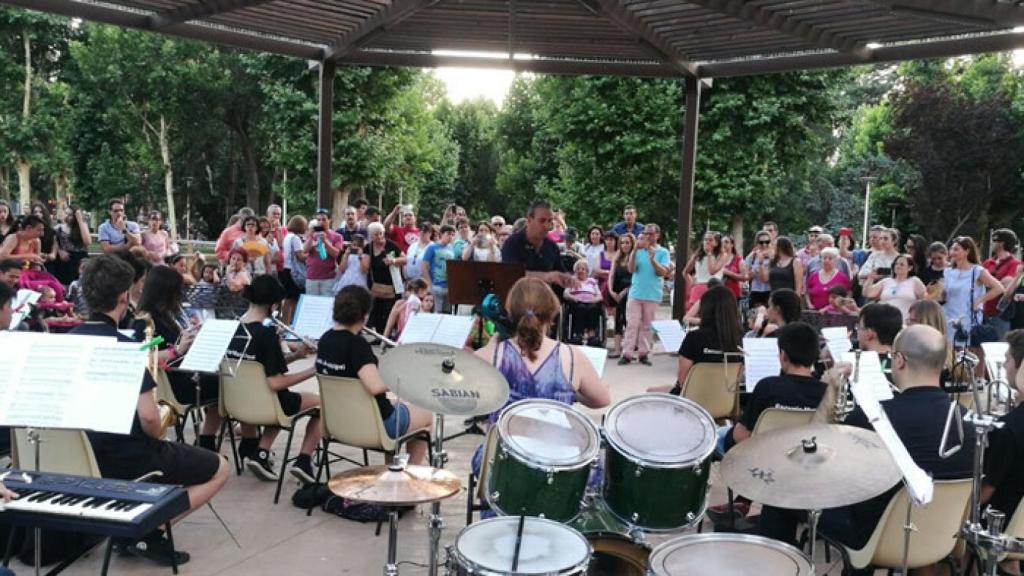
left=487, top=399, right=600, bottom=522
left=602, top=393, right=716, bottom=531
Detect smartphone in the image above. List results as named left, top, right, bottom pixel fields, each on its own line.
left=876, top=267, right=892, bottom=276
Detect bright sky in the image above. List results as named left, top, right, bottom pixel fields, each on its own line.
left=432, top=67, right=516, bottom=107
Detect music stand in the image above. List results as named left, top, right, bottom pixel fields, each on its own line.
left=443, top=262, right=524, bottom=441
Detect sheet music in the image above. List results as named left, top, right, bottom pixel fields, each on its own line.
left=390, top=265, right=404, bottom=295
left=981, top=342, right=1009, bottom=381
left=292, top=294, right=335, bottom=340
left=651, top=320, right=686, bottom=354
left=742, top=337, right=780, bottom=393
left=843, top=351, right=894, bottom=401
left=399, top=313, right=473, bottom=349
left=0, top=333, right=145, bottom=434
left=849, top=379, right=934, bottom=505
left=8, top=289, right=41, bottom=329
left=575, top=345, right=608, bottom=377
left=821, top=327, right=853, bottom=363
left=180, top=319, right=240, bottom=373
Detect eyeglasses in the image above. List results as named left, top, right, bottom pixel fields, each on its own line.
left=758, top=240, right=770, bottom=245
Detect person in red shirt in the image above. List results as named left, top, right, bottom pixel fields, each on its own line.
left=215, top=207, right=255, bottom=263
left=983, top=228, right=1021, bottom=339
left=383, top=204, right=420, bottom=253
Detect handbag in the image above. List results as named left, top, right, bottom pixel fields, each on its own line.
left=996, top=270, right=1023, bottom=322
left=369, top=260, right=396, bottom=299
left=969, top=266, right=998, bottom=346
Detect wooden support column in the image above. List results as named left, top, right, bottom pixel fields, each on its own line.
left=673, top=76, right=701, bottom=320
left=317, top=60, right=335, bottom=211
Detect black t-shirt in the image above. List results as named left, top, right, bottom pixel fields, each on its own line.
left=918, top=265, right=945, bottom=286
left=70, top=313, right=162, bottom=469
left=985, top=404, right=1024, bottom=521
left=739, top=374, right=824, bottom=431
left=226, top=321, right=288, bottom=378
left=842, top=386, right=975, bottom=547
left=679, top=328, right=738, bottom=364
left=369, top=240, right=402, bottom=288
left=315, top=328, right=393, bottom=419
left=501, top=230, right=565, bottom=274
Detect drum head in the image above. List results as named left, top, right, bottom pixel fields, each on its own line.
left=604, top=394, right=715, bottom=467
left=497, top=399, right=600, bottom=468
left=455, top=516, right=591, bottom=574
left=648, top=534, right=813, bottom=576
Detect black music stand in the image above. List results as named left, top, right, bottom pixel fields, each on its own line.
left=443, top=261, right=524, bottom=441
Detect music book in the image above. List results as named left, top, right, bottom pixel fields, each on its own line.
left=398, top=313, right=473, bottom=349
left=850, top=379, right=933, bottom=505
left=0, top=332, right=146, bottom=434
left=651, top=320, right=686, bottom=355
left=842, top=351, right=894, bottom=401
left=575, top=345, right=608, bottom=377
left=821, top=326, right=853, bottom=363
left=292, top=294, right=335, bottom=340
left=9, top=289, right=41, bottom=329
left=742, top=337, right=780, bottom=393
left=179, top=319, right=240, bottom=374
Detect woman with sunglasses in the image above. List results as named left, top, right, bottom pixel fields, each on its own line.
left=684, top=231, right=726, bottom=309
left=862, top=253, right=925, bottom=323
left=746, top=230, right=773, bottom=307
left=232, top=215, right=273, bottom=277
left=142, top=210, right=173, bottom=265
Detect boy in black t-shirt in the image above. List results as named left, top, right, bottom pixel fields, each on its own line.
left=225, top=276, right=322, bottom=484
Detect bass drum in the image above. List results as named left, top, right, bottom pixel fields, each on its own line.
left=449, top=516, right=591, bottom=575
left=602, top=393, right=716, bottom=531
left=569, top=501, right=649, bottom=576
left=487, top=399, right=600, bottom=522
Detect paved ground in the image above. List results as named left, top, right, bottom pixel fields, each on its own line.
left=13, top=313, right=864, bottom=575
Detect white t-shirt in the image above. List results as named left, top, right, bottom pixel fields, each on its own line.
left=282, top=233, right=304, bottom=270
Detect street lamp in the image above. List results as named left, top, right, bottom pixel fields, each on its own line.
left=860, top=176, right=878, bottom=247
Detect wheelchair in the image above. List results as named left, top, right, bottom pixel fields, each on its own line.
left=559, top=299, right=608, bottom=347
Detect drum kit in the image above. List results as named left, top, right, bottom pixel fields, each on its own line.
left=323, top=340, right=929, bottom=575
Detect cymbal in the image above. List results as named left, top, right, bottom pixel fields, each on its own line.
left=379, top=343, right=509, bottom=416
left=328, top=465, right=462, bottom=506
left=720, top=424, right=902, bottom=510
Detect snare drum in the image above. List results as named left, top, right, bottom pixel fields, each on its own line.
left=449, top=516, right=591, bottom=575
left=647, top=534, right=814, bottom=575
left=602, top=394, right=715, bottom=531
left=487, top=399, right=600, bottom=522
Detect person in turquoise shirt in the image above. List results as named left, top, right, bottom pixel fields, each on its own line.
left=422, top=224, right=457, bottom=313
left=620, top=223, right=672, bottom=365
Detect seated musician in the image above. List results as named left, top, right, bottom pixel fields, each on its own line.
left=708, top=322, right=826, bottom=524
left=131, top=266, right=222, bottom=451
left=315, top=285, right=432, bottom=465
left=981, top=329, right=1024, bottom=576
left=225, top=275, right=321, bottom=484
left=70, top=255, right=228, bottom=566
left=761, top=324, right=974, bottom=576
left=856, top=303, right=902, bottom=376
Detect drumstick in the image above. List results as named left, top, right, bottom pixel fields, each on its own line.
left=511, top=514, right=525, bottom=572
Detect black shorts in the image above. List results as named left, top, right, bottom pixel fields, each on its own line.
left=170, top=372, right=219, bottom=405
left=278, top=389, right=302, bottom=416
left=279, top=269, right=304, bottom=300
left=98, top=441, right=221, bottom=490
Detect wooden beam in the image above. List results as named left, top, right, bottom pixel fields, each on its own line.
left=686, top=0, right=873, bottom=58
left=323, top=0, right=437, bottom=61
left=339, top=50, right=680, bottom=77
left=674, top=75, right=701, bottom=320
left=880, top=1, right=1024, bottom=27
left=317, top=61, right=335, bottom=211
left=1, top=0, right=324, bottom=60
left=582, top=0, right=699, bottom=77
left=148, top=0, right=278, bottom=29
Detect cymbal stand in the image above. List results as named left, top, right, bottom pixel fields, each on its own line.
left=807, top=508, right=821, bottom=570
left=960, top=411, right=1016, bottom=576
left=384, top=508, right=400, bottom=576
left=427, top=358, right=455, bottom=576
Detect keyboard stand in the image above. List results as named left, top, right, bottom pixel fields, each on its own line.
left=99, top=521, right=178, bottom=576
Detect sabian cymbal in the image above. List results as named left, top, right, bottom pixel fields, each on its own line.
left=379, top=343, right=509, bottom=416
left=328, top=465, right=462, bottom=506
left=720, top=424, right=902, bottom=510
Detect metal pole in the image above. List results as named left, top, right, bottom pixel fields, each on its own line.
left=860, top=177, right=877, bottom=248
left=673, top=76, right=702, bottom=320
left=317, top=61, right=335, bottom=212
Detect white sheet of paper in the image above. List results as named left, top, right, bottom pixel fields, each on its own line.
left=0, top=333, right=146, bottom=434
left=742, top=337, right=780, bottom=393
left=180, top=319, right=241, bottom=373
left=390, top=265, right=404, bottom=295
left=9, top=290, right=41, bottom=329
left=849, top=379, right=934, bottom=505
left=981, top=342, right=1009, bottom=381
left=292, top=294, right=335, bottom=340
left=843, top=351, right=894, bottom=401
left=821, top=327, right=853, bottom=363
left=575, top=345, right=608, bottom=377
left=651, top=320, right=686, bottom=354
left=399, top=313, right=473, bottom=349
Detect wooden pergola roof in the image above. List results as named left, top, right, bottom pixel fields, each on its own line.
left=9, top=0, right=1024, bottom=78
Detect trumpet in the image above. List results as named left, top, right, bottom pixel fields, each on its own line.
left=267, top=314, right=318, bottom=352
left=833, top=350, right=858, bottom=422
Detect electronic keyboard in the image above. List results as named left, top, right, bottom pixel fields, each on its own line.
left=0, top=469, right=189, bottom=539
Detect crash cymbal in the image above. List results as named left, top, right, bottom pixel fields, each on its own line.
left=379, top=343, right=509, bottom=416
left=328, top=464, right=462, bottom=506
left=720, top=424, right=902, bottom=510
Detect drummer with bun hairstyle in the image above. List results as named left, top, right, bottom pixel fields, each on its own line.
left=476, top=277, right=610, bottom=414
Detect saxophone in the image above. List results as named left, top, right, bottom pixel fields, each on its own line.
left=140, top=313, right=176, bottom=438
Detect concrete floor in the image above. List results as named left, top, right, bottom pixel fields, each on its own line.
left=19, top=326, right=863, bottom=575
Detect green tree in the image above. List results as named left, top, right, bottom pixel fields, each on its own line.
left=435, top=97, right=499, bottom=219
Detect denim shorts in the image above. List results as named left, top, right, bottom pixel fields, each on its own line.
left=383, top=402, right=410, bottom=439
